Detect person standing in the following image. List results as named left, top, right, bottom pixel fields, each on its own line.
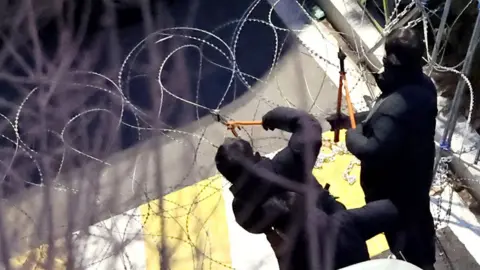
left=328, top=28, right=438, bottom=270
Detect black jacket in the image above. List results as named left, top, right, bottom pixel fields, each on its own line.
left=346, top=68, right=437, bottom=208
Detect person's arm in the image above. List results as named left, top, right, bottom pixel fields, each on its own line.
left=326, top=111, right=371, bottom=131
left=262, top=107, right=320, bottom=133
left=345, top=199, right=399, bottom=241
left=345, top=92, right=409, bottom=162
left=232, top=155, right=336, bottom=215
left=262, top=107, right=323, bottom=174
left=232, top=195, right=291, bottom=234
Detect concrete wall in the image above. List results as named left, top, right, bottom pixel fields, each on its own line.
left=315, top=0, right=384, bottom=71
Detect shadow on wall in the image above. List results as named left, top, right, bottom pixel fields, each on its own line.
left=0, top=0, right=296, bottom=192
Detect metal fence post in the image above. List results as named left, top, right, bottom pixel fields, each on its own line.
left=428, top=0, right=453, bottom=74
left=443, top=10, right=480, bottom=147
left=433, top=2, right=480, bottom=173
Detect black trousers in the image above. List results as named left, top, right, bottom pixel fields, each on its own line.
left=280, top=198, right=398, bottom=270
left=367, top=196, right=436, bottom=269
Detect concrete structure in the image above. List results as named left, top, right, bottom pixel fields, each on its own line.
left=2, top=0, right=344, bottom=261
left=315, top=0, right=385, bottom=72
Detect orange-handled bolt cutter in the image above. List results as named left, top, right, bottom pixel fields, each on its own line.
left=212, top=49, right=356, bottom=141
left=211, top=110, right=262, bottom=137
left=225, top=120, right=262, bottom=137
left=334, top=48, right=356, bottom=143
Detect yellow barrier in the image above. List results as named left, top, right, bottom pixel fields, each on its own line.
left=140, top=175, right=232, bottom=269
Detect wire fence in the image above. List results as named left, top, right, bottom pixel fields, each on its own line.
left=0, top=0, right=477, bottom=269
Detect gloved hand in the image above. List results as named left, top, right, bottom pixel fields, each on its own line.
left=326, top=112, right=350, bottom=131
left=261, top=115, right=276, bottom=131
left=266, top=228, right=287, bottom=259
left=262, top=107, right=299, bottom=132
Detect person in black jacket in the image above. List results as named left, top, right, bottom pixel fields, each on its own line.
left=215, top=107, right=399, bottom=270
left=328, top=28, right=437, bottom=270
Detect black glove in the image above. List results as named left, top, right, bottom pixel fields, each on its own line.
left=266, top=228, right=287, bottom=259
left=326, top=112, right=350, bottom=131
left=262, top=107, right=303, bottom=132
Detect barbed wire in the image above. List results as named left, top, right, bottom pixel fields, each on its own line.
left=0, top=0, right=477, bottom=269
